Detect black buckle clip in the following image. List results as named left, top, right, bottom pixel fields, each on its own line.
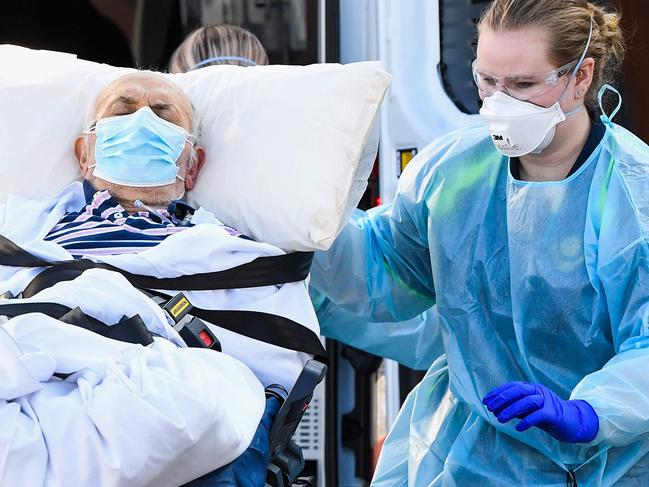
left=162, top=293, right=221, bottom=352
left=178, top=316, right=222, bottom=351
left=162, top=292, right=193, bottom=323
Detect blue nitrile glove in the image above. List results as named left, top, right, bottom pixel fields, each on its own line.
left=482, top=381, right=599, bottom=443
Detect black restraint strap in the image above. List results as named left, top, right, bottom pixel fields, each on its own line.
left=0, top=235, right=313, bottom=291
left=0, top=235, right=326, bottom=361
left=0, top=302, right=154, bottom=346
left=189, top=307, right=326, bottom=362
left=119, top=288, right=327, bottom=362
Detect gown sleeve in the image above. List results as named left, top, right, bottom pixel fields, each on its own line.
left=310, top=146, right=440, bottom=323
left=572, top=145, right=649, bottom=447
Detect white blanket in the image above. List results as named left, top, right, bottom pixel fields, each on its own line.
left=0, top=182, right=320, bottom=487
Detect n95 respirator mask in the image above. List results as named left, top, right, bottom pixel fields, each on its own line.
left=479, top=91, right=568, bottom=157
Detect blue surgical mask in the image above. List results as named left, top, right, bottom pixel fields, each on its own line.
left=89, top=106, right=193, bottom=187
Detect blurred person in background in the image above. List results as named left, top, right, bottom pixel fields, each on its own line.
left=169, top=24, right=268, bottom=73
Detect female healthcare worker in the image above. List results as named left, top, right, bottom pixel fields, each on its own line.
left=310, top=0, right=649, bottom=485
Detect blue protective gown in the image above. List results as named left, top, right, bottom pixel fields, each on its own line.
left=310, top=118, right=649, bottom=485
left=311, top=288, right=443, bottom=370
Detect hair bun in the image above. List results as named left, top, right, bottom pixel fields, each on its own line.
left=586, top=2, right=605, bottom=22
left=586, top=2, right=624, bottom=66
left=587, top=2, right=621, bottom=38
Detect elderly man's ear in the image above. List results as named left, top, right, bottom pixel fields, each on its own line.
left=75, top=135, right=92, bottom=177
left=184, top=146, right=206, bottom=190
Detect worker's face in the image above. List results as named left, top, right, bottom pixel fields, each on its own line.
left=75, top=73, right=205, bottom=209
left=475, top=26, right=578, bottom=110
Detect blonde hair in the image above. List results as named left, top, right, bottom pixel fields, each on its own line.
left=479, top=0, right=625, bottom=112
left=169, top=24, right=268, bottom=73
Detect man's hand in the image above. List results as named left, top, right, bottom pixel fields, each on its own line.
left=482, top=381, right=599, bottom=443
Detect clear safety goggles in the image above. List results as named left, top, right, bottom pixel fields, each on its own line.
left=471, top=59, right=578, bottom=101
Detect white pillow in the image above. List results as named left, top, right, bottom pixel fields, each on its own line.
left=0, top=45, right=390, bottom=251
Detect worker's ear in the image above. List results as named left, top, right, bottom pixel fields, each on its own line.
left=574, top=57, right=595, bottom=101
left=75, top=134, right=94, bottom=176
left=184, top=146, right=206, bottom=190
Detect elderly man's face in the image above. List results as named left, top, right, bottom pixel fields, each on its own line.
left=75, top=73, right=205, bottom=211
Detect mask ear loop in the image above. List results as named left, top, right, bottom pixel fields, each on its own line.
left=570, top=16, right=595, bottom=80
left=176, top=135, right=199, bottom=183
left=557, top=15, right=594, bottom=118
left=82, top=125, right=98, bottom=170
left=598, top=84, right=622, bottom=124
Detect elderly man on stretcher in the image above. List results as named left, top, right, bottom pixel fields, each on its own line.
left=0, top=72, right=320, bottom=487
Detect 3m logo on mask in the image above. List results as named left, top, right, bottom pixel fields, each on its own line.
left=492, top=133, right=514, bottom=149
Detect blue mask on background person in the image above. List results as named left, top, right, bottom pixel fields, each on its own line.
left=190, top=55, right=257, bottom=70
left=89, top=106, right=192, bottom=187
